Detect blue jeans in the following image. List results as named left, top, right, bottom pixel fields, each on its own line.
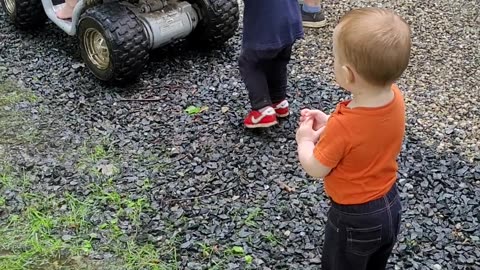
left=322, top=185, right=402, bottom=270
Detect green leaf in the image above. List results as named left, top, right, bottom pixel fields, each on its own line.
left=244, top=255, right=253, bottom=264
left=185, top=105, right=208, bottom=115
left=231, top=246, right=244, bottom=255
left=185, top=106, right=201, bottom=115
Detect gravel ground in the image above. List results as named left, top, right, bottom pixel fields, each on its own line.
left=0, top=0, right=479, bottom=269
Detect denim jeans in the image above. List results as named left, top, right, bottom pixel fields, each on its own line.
left=238, top=44, right=293, bottom=110
left=322, top=184, right=402, bottom=270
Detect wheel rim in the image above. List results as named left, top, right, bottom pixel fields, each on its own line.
left=83, top=28, right=110, bottom=70
left=5, top=0, right=15, bottom=14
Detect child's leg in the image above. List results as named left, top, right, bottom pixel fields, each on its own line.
left=239, top=48, right=272, bottom=111
left=322, top=185, right=401, bottom=270
left=322, top=207, right=350, bottom=269
left=366, top=198, right=402, bottom=269
left=301, top=0, right=326, bottom=28
left=265, top=44, right=293, bottom=105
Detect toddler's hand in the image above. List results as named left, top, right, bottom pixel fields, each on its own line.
left=296, top=118, right=325, bottom=144
left=299, top=109, right=329, bottom=131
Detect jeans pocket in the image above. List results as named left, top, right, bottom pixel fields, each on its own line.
left=346, top=224, right=382, bottom=256
left=326, top=209, right=339, bottom=233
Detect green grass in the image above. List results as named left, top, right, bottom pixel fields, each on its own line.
left=0, top=169, right=178, bottom=270
left=244, top=207, right=263, bottom=227
left=0, top=204, right=74, bottom=269
left=0, top=81, right=37, bottom=106
left=76, top=137, right=120, bottom=178
left=60, top=193, right=94, bottom=233
left=122, top=241, right=165, bottom=270
left=264, top=232, right=280, bottom=246
left=0, top=80, right=39, bottom=145
left=0, top=79, right=179, bottom=269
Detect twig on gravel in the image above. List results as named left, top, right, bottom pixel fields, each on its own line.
left=166, top=185, right=238, bottom=202
left=118, top=98, right=163, bottom=102
left=276, top=180, right=296, bottom=193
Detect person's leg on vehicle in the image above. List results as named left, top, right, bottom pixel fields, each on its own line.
left=56, top=0, right=77, bottom=19
left=300, top=0, right=326, bottom=28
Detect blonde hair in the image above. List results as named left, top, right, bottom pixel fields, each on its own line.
left=336, top=8, right=411, bottom=86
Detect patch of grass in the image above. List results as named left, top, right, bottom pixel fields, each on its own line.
left=0, top=81, right=37, bottom=107
left=138, top=151, right=170, bottom=175
left=198, top=243, right=216, bottom=259
left=76, top=137, right=119, bottom=177
left=264, top=232, right=280, bottom=246
left=195, top=243, right=254, bottom=269
left=244, top=207, right=263, bottom=227
left=0, top=169, right=13, bottom=189
left=141, top=178, right=153, bottom=191
left=223, top=246, right=254, bottom=268
left=60, top=193, right=94, bottom=233
left=0, top=80, right=40, bottom=145
left=122, top=241, right=164, bottom=269
left=0, top=168, right=176, bottom=270
left=124, top=198, right=148, bottom=226
left=0, top=167, right=32, bottom=194
left=0, top=203, right=75, bottom=270
left=89, top=182, right=150, bottom=227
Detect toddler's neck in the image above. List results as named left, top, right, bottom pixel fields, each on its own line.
left=348, top=85, right=394, bottom=109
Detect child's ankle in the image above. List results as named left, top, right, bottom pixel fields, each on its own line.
left=303, top=3, right=321, bottom=13
left=258, top=106, right=273, bottom=113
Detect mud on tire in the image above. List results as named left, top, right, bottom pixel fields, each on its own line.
left=188, top=0, right=239, bottom=47
left=0, top=0, right=46, bottom=29
left=78, top=3, right=149, bottom=83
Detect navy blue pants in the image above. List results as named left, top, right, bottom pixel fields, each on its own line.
left=322, top=185, right=402, bottom=270
left=238, top=44, right=293, bottom=110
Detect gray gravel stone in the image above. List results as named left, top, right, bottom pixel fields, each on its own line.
left=1, top=0, right=479, bottom=269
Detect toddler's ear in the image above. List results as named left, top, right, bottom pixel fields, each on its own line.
left=342, top=65, right=355, bottom=84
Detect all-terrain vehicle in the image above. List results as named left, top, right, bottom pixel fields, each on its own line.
left=1, top=0, right=239, bottom=82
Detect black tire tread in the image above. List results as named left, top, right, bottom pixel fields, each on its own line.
left=79, top=3, right=149, bottom=82
left=1, top=0, right=46, bottom=29
left=190, top=0, right=239, bottom=46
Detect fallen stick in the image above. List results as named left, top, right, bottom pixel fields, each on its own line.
left=118, top=98, right=163, bottom=102
left=166, top=185, right=237, bottom=202
left=276, top=180, right=296, bottom=193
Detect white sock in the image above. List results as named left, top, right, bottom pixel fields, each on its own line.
left=259, top=106, right=274, bottom=113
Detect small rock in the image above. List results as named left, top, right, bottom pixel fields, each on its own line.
left=180, top=241, right=192, bottom=249
left=305, top=243, right=315, bottom=250
left=193, top=166, right=204, bottom=174
left=62, top=235, right=73, bottom=241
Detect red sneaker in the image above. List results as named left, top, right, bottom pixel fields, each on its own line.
left=244, top=107, right=278, bottom=128
left=273, top=100, right=289, bottom=117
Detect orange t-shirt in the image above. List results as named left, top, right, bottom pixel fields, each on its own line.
left=313, top=84, right=405, bottom=205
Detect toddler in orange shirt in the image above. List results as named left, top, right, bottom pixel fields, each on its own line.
left=295, top=7, right=411, bottom=270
